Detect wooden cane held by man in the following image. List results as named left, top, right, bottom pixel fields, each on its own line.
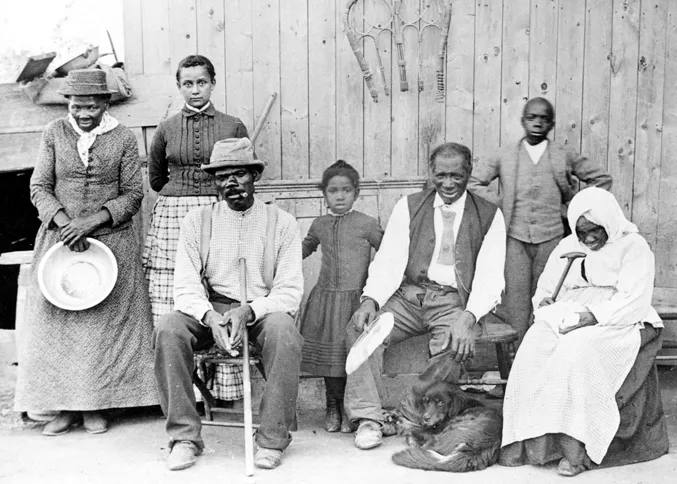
left=238, top=257, right=255, bottom=476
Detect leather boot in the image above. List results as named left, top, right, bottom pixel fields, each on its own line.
left=42, top=411, right=81, bottom=436
left=339, top=400, right=356, bottom=433
left=324, top=397, right=341, bottom=432
left=82, top=411, right=108, bottom=434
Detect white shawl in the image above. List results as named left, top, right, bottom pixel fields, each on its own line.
left=68, top=112, right=119, bottom=167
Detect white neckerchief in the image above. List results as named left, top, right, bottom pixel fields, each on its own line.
left=185, top=101, right=212, bottom=113
left=523, top=139, right=548, bottom=164
left=68, top=112, right=119, bottom=166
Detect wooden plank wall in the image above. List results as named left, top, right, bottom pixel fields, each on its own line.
left=119, top=0, right=676, bottom=297
left=1, top=0, right=675, bottom=302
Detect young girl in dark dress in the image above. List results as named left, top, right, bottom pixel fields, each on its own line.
left=300, top=161, right=384, bottom=433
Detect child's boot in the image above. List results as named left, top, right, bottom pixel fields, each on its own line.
left=324, top=397, right=341, bottom=432
left=339, top=400, right=356, bottom=433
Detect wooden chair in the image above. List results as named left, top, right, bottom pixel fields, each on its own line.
left=192, top=345, right=263, bottom=425
left=461, top=317, right=519, bottom=386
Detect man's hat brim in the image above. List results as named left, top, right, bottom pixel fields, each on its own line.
left=58, top=87, right=118, bottom=96
left=200, top=159, right=266, bottom=174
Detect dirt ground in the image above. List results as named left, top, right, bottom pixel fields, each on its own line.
left=1, top=368, right=676, bottom=484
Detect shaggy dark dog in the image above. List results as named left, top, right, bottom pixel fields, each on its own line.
left=392, top=379, right=503, bottom=472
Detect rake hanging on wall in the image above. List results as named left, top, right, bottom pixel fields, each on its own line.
left=342, top=0, right=452, bottom=103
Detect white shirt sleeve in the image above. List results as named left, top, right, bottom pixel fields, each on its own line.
left=173, top=210, right=214, bottom=323
left=361, top=197, right=410, bottom=308
left=465, top=209, right=507, bottom=321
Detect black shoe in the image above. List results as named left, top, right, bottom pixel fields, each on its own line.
left=324, top=398, right=341, bottom=432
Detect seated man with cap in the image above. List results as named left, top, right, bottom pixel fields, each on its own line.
left=345, top=142, right=506, bottom=450
left=154, top=138, right=304, bottom=471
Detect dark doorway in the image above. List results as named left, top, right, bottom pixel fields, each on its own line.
left=0, top=169, right=40, bottom=330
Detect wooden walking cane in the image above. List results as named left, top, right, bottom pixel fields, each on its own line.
left=239, top=257, right=255, bottom=477
left=552, top=252, right=587, bottom=301
left=251, top=92, right=277, bottom=145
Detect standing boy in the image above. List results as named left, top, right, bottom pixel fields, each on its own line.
left=467, top=97, right=612, bottom=341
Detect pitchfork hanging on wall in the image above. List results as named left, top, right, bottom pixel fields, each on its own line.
left=343, top=0, right=452, bottom=103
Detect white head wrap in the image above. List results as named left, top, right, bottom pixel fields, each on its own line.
left=567, top=187, right=638, bottom=246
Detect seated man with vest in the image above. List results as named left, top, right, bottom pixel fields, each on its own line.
left=344, top=142, right=507, bottom=450
left=153, top=138, right=304, bottom=471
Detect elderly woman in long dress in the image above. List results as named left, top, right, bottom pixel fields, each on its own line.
left=500, top=187, right=669, bottom=476
left=14, top=69, right=157, bottom=436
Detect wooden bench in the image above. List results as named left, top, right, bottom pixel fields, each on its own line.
left=655, top=308, right=677, bottom=365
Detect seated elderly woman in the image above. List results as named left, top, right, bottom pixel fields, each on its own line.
left=14, top=69, right=157, bottom=435
left=500, top=187, right=669, bottom=477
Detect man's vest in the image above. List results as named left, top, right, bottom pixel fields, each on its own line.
left=509, top=146, right=564, bottom=243
left=405, top=189, right=498, bottom=306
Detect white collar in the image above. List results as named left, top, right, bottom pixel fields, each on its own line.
left=433, top=190, right=467, bottom=211
left=329, top=208, right=353, bottom=217
left=184, top=101, right=212, bottom=113
left=522, top=139, right=548, bottom=164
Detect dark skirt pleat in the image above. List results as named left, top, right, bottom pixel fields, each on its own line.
left=299, top=287, right=361, bottom=377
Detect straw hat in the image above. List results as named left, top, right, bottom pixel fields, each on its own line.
left=201, top=138, right=265, bottom=174
left=58, top=68, right=118, bottom=96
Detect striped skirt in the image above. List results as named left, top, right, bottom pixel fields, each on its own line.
left=142, top=195, right=243, bottom=400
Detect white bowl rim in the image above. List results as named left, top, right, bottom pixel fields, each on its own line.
left=37, top=237, right=118, bottom=311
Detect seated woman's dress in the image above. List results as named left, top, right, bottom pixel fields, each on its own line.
left=500, top=187, right=669, bottom=470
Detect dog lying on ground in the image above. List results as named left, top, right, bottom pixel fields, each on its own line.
left=392, top=379, right=503, bottom=472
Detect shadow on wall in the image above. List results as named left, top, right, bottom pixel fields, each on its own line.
left=0, top=169, right=39, bottom=330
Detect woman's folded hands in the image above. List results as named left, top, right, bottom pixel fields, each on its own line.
left=559, top=311, right=598, bottom=335
left=55, top=209, right=112, bottom=252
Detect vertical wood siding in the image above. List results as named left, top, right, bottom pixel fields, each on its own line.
left=122, top=0, right=677, bottom=293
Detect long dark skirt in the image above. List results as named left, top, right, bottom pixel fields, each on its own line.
left=14, top=225, right=158, bottom=411
left=500, top=325, right=669, bottom=469
left=299, top=287, right=360, bottom=377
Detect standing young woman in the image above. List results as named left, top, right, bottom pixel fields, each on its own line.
left=143, top=55, right=249, bottom=400
left=143, top=55, right=249, bottom=326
